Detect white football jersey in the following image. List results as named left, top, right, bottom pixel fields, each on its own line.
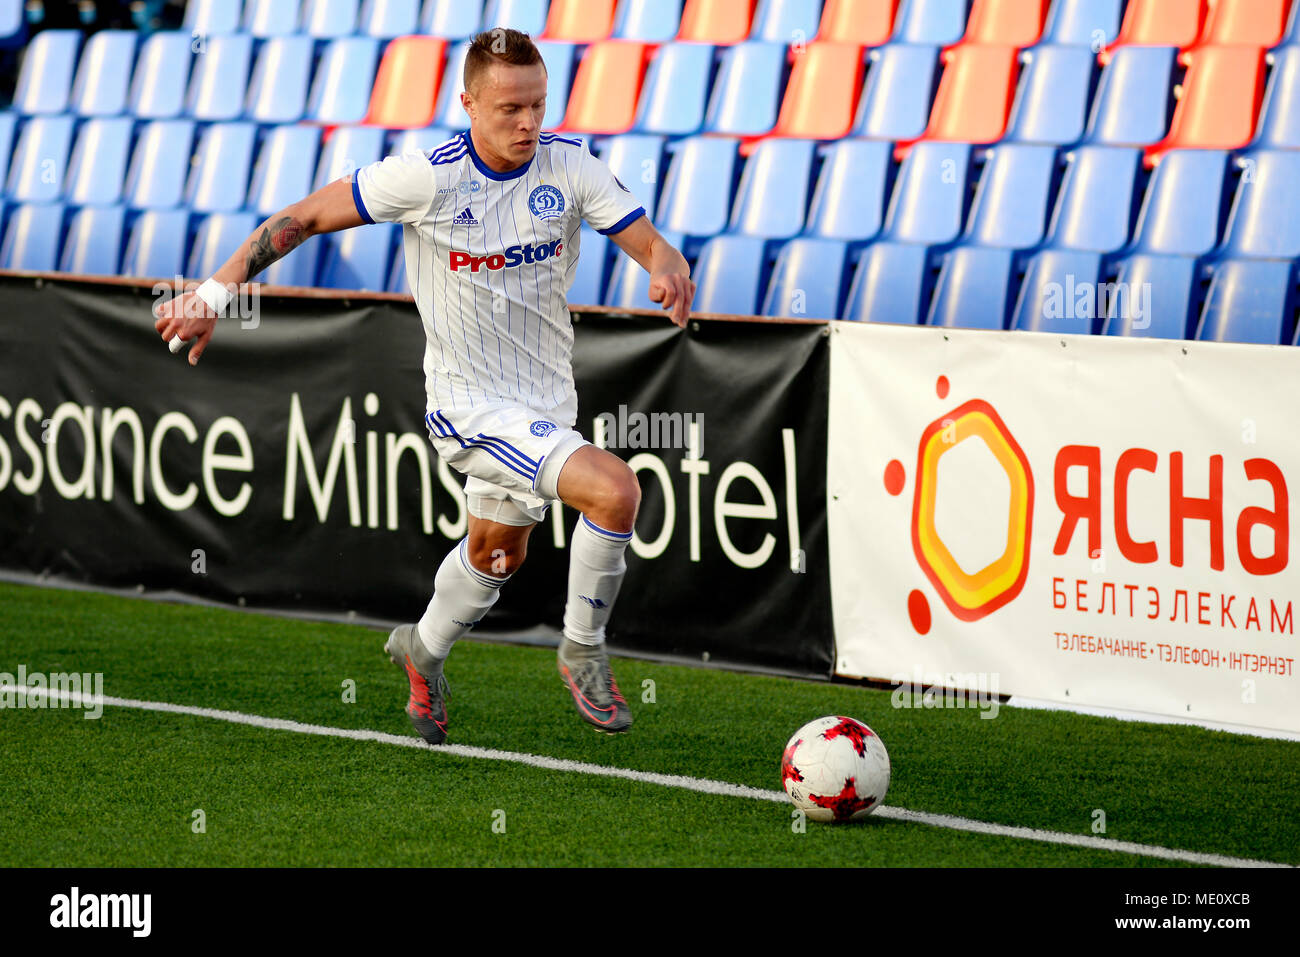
left=351, top=131, right=645, bottom=419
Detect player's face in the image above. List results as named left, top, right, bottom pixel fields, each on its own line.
left=463, top=62, right=548, bottom=172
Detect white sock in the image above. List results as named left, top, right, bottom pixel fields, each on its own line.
left=563, top=516, right=632, bottom=646
left=417, top=538, right=511, bottom=660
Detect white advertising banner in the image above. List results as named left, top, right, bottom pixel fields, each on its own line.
left=828, top=322, right=1299, bottom=735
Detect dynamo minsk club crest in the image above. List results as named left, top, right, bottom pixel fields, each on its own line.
left=528, top=185, right=566, bottom=221
left=530, top=420, right=558, bottom=437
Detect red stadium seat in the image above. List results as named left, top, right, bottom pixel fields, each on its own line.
left=1102, top=0, right=1206, bottom=63
left=679, top=0, right=757, bottom=44
left=897, top=44, right=1020, bottom=158
left=768, top=42, right=865, bottom=142
left=818, top=0, right=898, bottom=45
left=1191, top=0, right=1292, bottom=48
left=961, top=0, right=1051, bottom=47
left=542, top=0, right=617, bottom=42
left=364, top=36, right=447, bottom=128
left=1145, top=45, right=1267, bottom=166
left=558, top=41, right=653, bottom=135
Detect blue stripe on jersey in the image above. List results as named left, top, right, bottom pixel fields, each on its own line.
left=597, top=206, right=646, bottom=236
left=428, top=412, right=539, bottom=483
left=430, top=148, right=467, bottom=167
left=351, top=176, right=375, bottom=225
left=582, top=515, right=634, bottom=541
left=539, top=133, right=584, bottom=148
left=430, top=135, right=466, bottom=161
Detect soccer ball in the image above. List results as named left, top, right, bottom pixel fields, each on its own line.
left=781, top=715, right=890, bottom=822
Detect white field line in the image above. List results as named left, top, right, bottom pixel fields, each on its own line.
left=9, top=684, right=1291, bottom=869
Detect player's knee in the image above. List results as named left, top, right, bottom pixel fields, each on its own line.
left=591, top=464, right=640, bottom=532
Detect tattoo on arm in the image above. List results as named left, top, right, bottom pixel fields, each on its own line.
left=244, top=216, right=307, bottom=280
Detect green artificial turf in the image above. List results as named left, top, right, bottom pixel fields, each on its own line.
left=1, top=582, right=1296, bottom=867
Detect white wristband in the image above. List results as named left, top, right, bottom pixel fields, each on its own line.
left=195, top=278, right=234, bottom=316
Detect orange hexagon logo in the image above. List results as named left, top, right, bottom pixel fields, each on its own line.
left=910, top=399, right=1034, bottom=622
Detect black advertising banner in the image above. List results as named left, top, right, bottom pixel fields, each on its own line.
left=0, top=275, right=831, bottom=677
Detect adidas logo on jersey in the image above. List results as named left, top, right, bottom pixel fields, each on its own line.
left=448, top=239, right=565, bottom=273
left=453, top=207, right=479, bottom=226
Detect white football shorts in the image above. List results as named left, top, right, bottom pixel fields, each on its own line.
left=424, top=402, right=589, bottom=526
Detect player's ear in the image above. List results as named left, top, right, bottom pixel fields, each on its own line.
left=460, top=91, right=474, bottom=121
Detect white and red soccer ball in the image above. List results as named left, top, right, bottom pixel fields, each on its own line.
left=781, top=715, right=890, bottom=822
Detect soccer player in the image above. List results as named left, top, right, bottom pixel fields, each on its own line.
left=154, top=28, right=695, bottom=743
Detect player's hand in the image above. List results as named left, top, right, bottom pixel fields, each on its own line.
left=648, top=271, right=695, bottom=329
left=153, top=284, right=219, bottom=366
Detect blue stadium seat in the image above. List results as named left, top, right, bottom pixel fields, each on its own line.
left=655, top=137, right=739, bottom=240
left=388, top=127, right=457, bottom=155
left=844, top=241, right=931, bottom=323
left=693, top=235, right=767, bottom=314
left=565, top=228, right=610, bottom=306
left=633, top=42, right=713, bottom=136
left=853, top=43, right=940, bottom=141
left=614, top=0, right=684, bottom=40
left=431, top=41, right=471, bottom=128
left=751, top=0, right=823, bottom=41
left=315, top=126, right=386, bottom=190
left=189, top=212, right=259, bottom=278
left=130, top=31, right=193, bottom=119
left=1253, top=47, right=1300, bottom=151
left=249, top=125, right=322, bottom=215
left=1004, top=45, right=1095, bottom=145
left=1010, top=249, right=1106, bottom=334
left=388, top=241, right=410, bottom=293
left=70, top=30, right=136, bottom=116
left=483, top=0, right=549, bottom=35
left=927, top=246, right=1019, bottom=329
left=0, top=0, right=24, bottom=45
left=1040, top=0, right=1124, bottom=46
left=421, top=0, right=484, bottom=38
left=892, top=0, right=970, bottom=45
left=805, top=139, right=892, bottom=242
left=307, top=37, right=381, bottom=124
left=729, top=139, right=815, bottom=239
left=186, top=33, right=253, bottom=121
left=1219, top=151, right=1300, bottom=260
left=537, top=41, right=577, bottom=131
left=1130, top=150, right=1228, bottom=257
left=1197, top=259, right=1297, bottom=345
left=0, top=112, right=15, bottom=187
left=1286, top=0, right=1300, bottom=45
left=882, top=141, right=972, bottom=245
left=60, top=205, right=126, bottom=275
left=246, top=36, right=315, bottom=124
left=606, top=230, right=685, bottom=307
left=302, top=0, right=360, bottom=37
left=0, top=204, right=63, bottom=270
left=965, top=143, right=1058, bottom=248
left=124, top=120, right=196, bottom=208
left=1102, top=254, right=1199, bottom=339
left=1045, top=146, right=1141, bottom=252
left=186, top=122, right=257, bottom=213
left=13, top=30, right=80, bottom=114
left=319, top=223, right=399, bottom=290
left=65, top=117, right=134, bottom=205
left=360, top=0, right=420, bottom=36
left=1084, top=46, right=1176, bottom=147
left=184, top=0, right=244, bottom=34
left=244, top=0, right=301, bottom=36
left=121, top=209, right=190, bottom=278
left=6, top=115, right=75, bottom=203
left=763, top=238, right=849, bottom=319
left=599, top=134, right=665, bottom=220
left=703, top=42, right=786, bottom=136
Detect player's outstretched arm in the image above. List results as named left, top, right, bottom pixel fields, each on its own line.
left=609, top=217, right=696, bottom=328
left=154, top=176, right=366, bottom=366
